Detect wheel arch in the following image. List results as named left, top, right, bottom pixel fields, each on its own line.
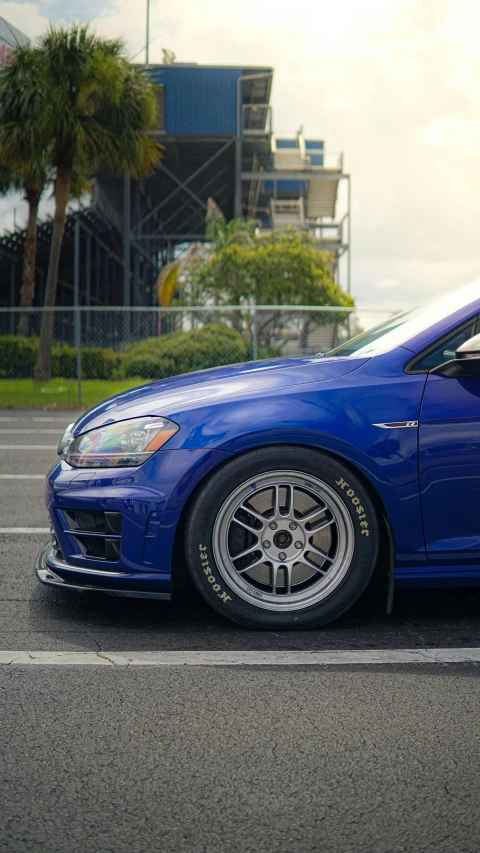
left=172, top=441, right=394, bottom=603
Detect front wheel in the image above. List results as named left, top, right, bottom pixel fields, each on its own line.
left=184, top=447, right=379, bottom=629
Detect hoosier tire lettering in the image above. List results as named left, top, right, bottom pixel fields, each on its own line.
left=198, top=545, right=232, bottom=603
left=335, top=477, right=370, bottom=536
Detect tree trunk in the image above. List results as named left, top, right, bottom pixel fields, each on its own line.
left=34, top=165, right=72, bottom=381
left=17, top=188, right=41, bottom=337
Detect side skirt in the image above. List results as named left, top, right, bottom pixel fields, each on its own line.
left=395, top=566, right=480, bottom=588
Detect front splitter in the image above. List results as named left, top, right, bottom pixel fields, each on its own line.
left=35, top=543, right=172, bottom=600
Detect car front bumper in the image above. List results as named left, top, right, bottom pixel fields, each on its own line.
left=35, top=542, right=172, bottom=599
left=37, top=447, right=230, bottom=599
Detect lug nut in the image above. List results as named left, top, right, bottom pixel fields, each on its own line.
left=269, top=521, right=278, bottom=530
left=295, top=541, right=303, bottom=549
left=289, top=522, right=297, bottom=530
left=278, top=552, right=287, bottom=561
left=263, top=540, right=271, bottom=549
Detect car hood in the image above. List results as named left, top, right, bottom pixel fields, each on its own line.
left=74, top=354, right=369, bottom=435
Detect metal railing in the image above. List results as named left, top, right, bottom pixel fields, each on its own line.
left=0, top=305, right=395, bottom=409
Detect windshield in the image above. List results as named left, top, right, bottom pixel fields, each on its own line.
left=326, top=281, right=480, bottom=357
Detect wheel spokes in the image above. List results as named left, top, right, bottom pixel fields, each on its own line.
left=284, top=484, right=294, bottom=518
left=273, top=484, right=281, bottom=517
left=237, top=555, right=268, bottom=574
left=300, top=504, right=328, bottom=525
left=232, top=514, right=263, bottom=535
left=307, top=541, right=336, bottom=562
left=284, top=562, right=294, bottom=595
left=309, top=517, right=335, bottom=534
left=232, top=542, right=261, bottom=561
left=220, top=473, right=349, bottom=602
left=241, top=504, right=268, bottom=525
left=271, top=562, right=278, bottom=593
left=303, top=554, right=329, bottom=575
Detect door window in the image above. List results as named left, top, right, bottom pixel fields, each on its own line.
left=408, top=322, right=477, bottom=373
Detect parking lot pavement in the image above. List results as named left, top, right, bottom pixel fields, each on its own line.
left=1, top=408, right=480, bottom=853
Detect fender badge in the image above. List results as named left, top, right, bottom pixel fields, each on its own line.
left=373, top=421, right=418, bottom=429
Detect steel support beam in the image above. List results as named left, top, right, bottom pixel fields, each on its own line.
left=159, top=164, right=209, bottom=212
left=242, top=171, right=349, bottom=181
left=160, top=166, right=229, bottom=230
left=234, top=137, right=242, bottom=219
left=104, top=251, right=109, bottom=303
left=132, top=138, right=235, bottom=233
left=123, top=175, right=131, bottom=337
left=73, top=218, right=82, bottom=409
left=9, top=263, right=15, bottom=333
left=132, top=234, right=206, bottom=241
left=95, top=242, right=100, bottom=305
left=171, top=181, right=231, bottom=238
left=347, top=175, right=351, bottom=295
left=133, top=182, right=141, bottom=306
left=131, top=237, right=161, bottom=269
left=85, top=234, right=91, bottom=341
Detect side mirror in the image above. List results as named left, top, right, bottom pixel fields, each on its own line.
left=456, top=333, right=480, bottom=359
left=432, top=332, right=480, bottom=377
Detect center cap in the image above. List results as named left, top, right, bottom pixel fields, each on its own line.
left=262, top=519, right=306, bottom=563
left=273, top=530, right=292, bottom=549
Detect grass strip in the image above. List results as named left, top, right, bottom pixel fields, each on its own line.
left=0, top=378, right=149, bottom=410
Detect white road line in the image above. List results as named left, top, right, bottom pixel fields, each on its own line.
left=0, top=474, right=45, bottom=479
left=0, top=429, right=60, bottom=434
left=0, top=528, right=49, bottom=534
left=0, top=474, right=44, bottom=479
left=33, top=417, right=77, bottom=423
left=0, top=418, right=72, bottom=423
left=1, top=649, right=480, bottom=667
left=0, top=445, right=57, bottom=450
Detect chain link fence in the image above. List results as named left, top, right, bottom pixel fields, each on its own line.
left=0, top=305, right=396, bottom=409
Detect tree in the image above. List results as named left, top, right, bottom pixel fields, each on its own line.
left=204, top=199, right=256, bottom=252
left=0, top=45, right=51, bottom=335
left=0, top=165, right=44, bottom=335
left=10, top=24, right=162, bottom=380
left=156, top=203, right=256, bottom=308
left=0, top=46, right=90, bottom=336
left=179, top=227, right=353, bottom=347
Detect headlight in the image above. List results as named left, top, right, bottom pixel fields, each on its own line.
left=58, top=422, right=75, bottom=455
left=64, top=417, right=179, bottom=468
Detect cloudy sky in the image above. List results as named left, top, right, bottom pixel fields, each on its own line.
left=2, top=0, right=480, bottom=310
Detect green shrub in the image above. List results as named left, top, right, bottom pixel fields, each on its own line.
left=0, top=335, right=38, bottom=378
left=0, top=324, right=276, bottom=383
left=0, top=336, right=121, bottom=379
left=51, top=344, right=77, bottom=378
left=122, top=323, right=251, bottom=379
left=82, top=347, right=121, bottom=379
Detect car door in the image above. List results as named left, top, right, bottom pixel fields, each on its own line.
left=417, top=319, right=480, bottom=564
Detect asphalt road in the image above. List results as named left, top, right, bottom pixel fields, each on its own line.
left=1, top=409, right=480, bottom=853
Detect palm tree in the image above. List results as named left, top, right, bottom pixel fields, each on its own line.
left=0, top=45, right=51, bottom=335
left=205, top=199, right=256, bottom=252
left=24, top=25, right=161, bottom=380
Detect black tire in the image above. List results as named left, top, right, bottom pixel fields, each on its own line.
left=184, top=446, right=379, bottom=630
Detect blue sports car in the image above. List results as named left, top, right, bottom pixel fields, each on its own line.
left=36, top=282, right=480, bottom=629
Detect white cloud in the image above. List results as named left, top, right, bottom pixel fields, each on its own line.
left=0, top=2, right=50, bottom=39
left=376, top=278, right=398, bottom=291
